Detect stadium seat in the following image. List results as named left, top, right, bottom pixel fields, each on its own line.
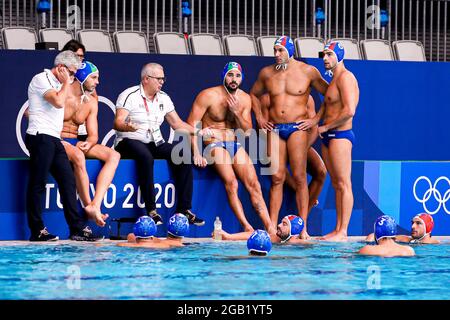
left=76, top=29, right=114, bottom=52
left=113, top=31, right=149, bottom=53
left=294, top=37, right=325, bottom=58
left=153, top=32, right=190, bottom=54
left=330, top=38, right=362, bottom=60
left=39, top=28, right=74, bottom=50
left=257, top=35, right=279, bottom=57
left=188, top=33, right=224, bottom=55
left=223, top=34, right=259, bottom=56
left=360, top=39, right=395, bottom=61
left=1, top=27, right=37, bottom=50
left=392, top=40, right=426, bottom=61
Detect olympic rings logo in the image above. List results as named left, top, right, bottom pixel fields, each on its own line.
left=413, top=176, right=450, bottom=215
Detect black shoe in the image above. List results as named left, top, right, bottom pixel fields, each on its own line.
left=29, top=227, right=59, bottom=242
left=148, top=210, right=163, bottom=225
left=70, top=226, right=104, bottom=242
left=180, top=209, right=205, bottom=226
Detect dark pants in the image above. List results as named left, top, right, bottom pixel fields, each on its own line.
left=115, top=139, right=193, bottom=213
left=25, top=133, right=85, bottom=235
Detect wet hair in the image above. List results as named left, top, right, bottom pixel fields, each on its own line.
left=54, top=50, right=82, bottom=70
left=61, top=39, right=86, bottom=54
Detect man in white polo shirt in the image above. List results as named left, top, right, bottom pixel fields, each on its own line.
left=26, top=50, right=99, bottom=241
left=113, top=62, right=209, bottom=226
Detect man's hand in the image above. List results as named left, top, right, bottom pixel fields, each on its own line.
left=227, top=94, right=244, bottom=115
left=296, top=118, right=318, bottom=131
left=318, top=125, right=328, bottom=138
left=193, top=153, right=208, bottom=168
left=56, top=65, right=71, bottom=84
left=198, top=126, right=215, bottom=139
left=256, top=115, right=275, bottom=131
left=78, top=141, right=93, bottom=153
left=125, top=121, right=139, bottom=132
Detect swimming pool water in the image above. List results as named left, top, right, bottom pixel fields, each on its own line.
left=0, top=241, right=449, bottom=300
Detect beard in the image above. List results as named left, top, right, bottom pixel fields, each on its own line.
left=224, top=81, right=240, bottom=93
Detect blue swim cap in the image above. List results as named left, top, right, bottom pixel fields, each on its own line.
left=133, top=216, right=157, bottom=239
left=274, top=36, right=295, bottom=58
left=374, top=215, right=397, bottom=244
left=167, top=213, right=189, bottom=238
left=286, top=215, right=304, bottom=238
left=247, top=229, right=272, bottom=256
left=324, top=41, right=345, bottom=63
left=75, top=61, right=99, bottom=84
left=221, top=61, right=244, bottom=84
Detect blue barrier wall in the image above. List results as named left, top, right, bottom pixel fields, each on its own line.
left=1, top=159, right=449, bottom=240
left=1, top=50, right=450, bottom=160
left=1, top=50, right=449, bottom=239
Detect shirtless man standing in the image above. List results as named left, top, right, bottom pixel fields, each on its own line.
left=61, top=61, right=121, bottom=227
left=260, top=93, right=327, bottom=216
left=187, top=62, right=275, bottom=235
left=298, top=41, right=359, bottom=242
left=250, top=36, right=328, bottom=239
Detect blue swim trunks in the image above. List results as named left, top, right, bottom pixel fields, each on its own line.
left=62, top=138, right=79, bottom=146
left=321, top=129, right=355, bottom=147
left=204, top=141, right=242, bottom=158
left=273, top=122, right=300, bottom=140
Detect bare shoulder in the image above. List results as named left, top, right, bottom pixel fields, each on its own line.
left=402, top=245, right=415, bottom=256
left=301, top=62, right=321, bottom=76
left=258, top=65, right=275, bottom=79
left=336, top=70, right=358, bottom=86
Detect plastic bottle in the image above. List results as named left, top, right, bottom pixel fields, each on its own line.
left=214, top=216, right=222, bottom=240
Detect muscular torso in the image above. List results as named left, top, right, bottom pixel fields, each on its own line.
left=263, top=61, right=312, bottom=123
left=323, top=71, right=357, bottom=131
left=201, top=86, right=250, bottom=142
left=61, top=90, right=96, bottom=138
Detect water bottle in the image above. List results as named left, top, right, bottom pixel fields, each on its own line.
left=214, top=216, right=222, bottom=240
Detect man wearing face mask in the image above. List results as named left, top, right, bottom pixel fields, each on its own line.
left=25, top=50, right=99, bottom=241
left=298, top=41, right=359, bottom=242
left=250, top=36, right=328, bottom=239
left=187, top=62, right=275, bottom=235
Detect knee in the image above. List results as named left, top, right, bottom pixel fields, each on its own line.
left=71, top=150, right=86, bottom=169
left=224, top=179, right=239, bottom=195
left=110, top=150, right=121, bottom=165
left=246, top=178, right=262, bottom=195
left=292, top=172, right=308, bottom=186
left=315, top=166, right=327, bottom=183
left=271, top=171, right=286, bottom=186
left=332, top=179, right=351, bottom=192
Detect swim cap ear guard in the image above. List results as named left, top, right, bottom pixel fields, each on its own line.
left=374, top=215, right=397, bottom=244
left=133, top=216, right=157, bottom=239
left=247, top=229, right=272, bottom=256
left=413, top=213, right=434, bottom=240
left=75, top=61, right=98, bottom=84
left=167, top=213, right=190, bottom=238
left=274, top=36, right=295, bottom=70
left=323, top=41, right=345, bottom=77
left=280, top=215, right=304, bottom=243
